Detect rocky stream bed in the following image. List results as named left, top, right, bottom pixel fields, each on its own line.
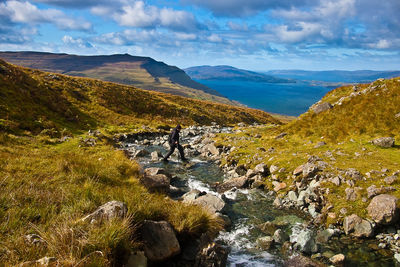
left=116, top=124, right=397, bottom=266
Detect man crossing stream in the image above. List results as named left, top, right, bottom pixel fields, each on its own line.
left=163, top=124, right=188, bottom=162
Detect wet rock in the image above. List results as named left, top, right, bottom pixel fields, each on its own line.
left=367, top=194, right=399, bottom=225
left=343, top=214, right=373, bottom=237
left=195, top=242, right=228, bottom=267
left=316, top=229, right=335, bottom=244
left=140, top=168, right=170, bottom=193
left=257, top=236, right=274, bottom=250
left=259, top=221, right=278, bottom=235
left=192, top=194, right=226, bottom=213
left=134, top=149, right=150, bottom=158
left=384, top=175, right=398, bottom=185
left=372, top=137, right=395, bottom=148
left=290, top=228, right=318, bottom=254
left=312, top=102, right=332, bottom=114
left=182, top=189, right=204, bottom=202
left=141, top=220, right=180, bottom=262
left=216, top=213, right=232, bottom=230
left=284, top=254, right=323, bottom=267
left=81, top=201, right=127, bottom=224
left=151, top=151, right=162, bottom=161
left=125, top=251, right=147, bottom=267
left=273, top=229, right=289, bottom=244
left=217, top=176, right=249, bottom=193
left=330, top=254, right=345, bottom=266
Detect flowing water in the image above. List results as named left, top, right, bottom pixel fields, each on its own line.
left=122, top=135, right=395, bottom=266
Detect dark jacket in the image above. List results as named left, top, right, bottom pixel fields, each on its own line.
left=169, top=127, right=180, bottom=145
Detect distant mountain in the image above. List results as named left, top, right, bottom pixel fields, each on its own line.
left=185, top=65, right=293, bottom=83
left=0, top=51, right=234, bottom=105
left=265, top=70, right=400, bottom=83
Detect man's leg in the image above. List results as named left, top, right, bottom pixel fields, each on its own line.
left=177, top=144, right=186, bottom=160
left=163, top=144, right=176, bottom=160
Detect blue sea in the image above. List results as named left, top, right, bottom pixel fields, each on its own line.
left=197, top=79, right=332, bottom=116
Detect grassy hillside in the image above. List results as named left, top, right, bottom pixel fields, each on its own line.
left=0, top=51, right=235, bottom=105
left=0, top=59, right=279, bottom=136
left=0, top=59, right=279, bottom=265
left=215, top=77, right=400, bottom=226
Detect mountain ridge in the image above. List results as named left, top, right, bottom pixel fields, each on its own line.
left=185, top=65, right=293, bottom=83
left=0, top=51, right=234, bottom=104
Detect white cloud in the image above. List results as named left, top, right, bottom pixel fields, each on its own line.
left=175, top=32, right=197, bottom=41
left=207, top=34, right=222, bottom=43
left=0, top=0, right=92, bottom=31
left=62, top=35, right=93, bottom=48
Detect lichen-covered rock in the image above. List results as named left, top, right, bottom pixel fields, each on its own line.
left=141, top=220, right=181, bottom=262
left=302, top=163, right=319, bottom=178
left=312, top=102, right=332, bottom=114
left=343, top=214, right=373, bottom=237
left=81, top=201, right=127, bottom=224
left=290, top=228, right=318, bottom=254
left=372, top=137, right=395, bottom=148
left=367, top=194, right=399, bottom=225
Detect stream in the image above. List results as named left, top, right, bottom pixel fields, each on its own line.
left=120, top=127, right=395, bottom=267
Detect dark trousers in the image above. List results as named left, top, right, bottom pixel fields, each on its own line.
left=164, top=143, right=185, bottom=160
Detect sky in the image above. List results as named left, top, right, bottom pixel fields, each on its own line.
left=0, top=0, right=399, bottom=71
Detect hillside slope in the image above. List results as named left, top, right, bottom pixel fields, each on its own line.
left=185, top=65, right=293, bottom=83
left=0, top=59, right=279, bottom=135
left=214, top=76, right=400, bottom=227
left=0, top=51, right=235, bottom=105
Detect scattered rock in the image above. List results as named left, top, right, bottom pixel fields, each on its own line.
left=343, top=214, right=373, bottom=237
left=141, top=220, right=181, bottom=262
left=316, top=229, right=335, bottom=244
left=372, top=137, right=395, bottom=148
left=302, top=163, right=319, bottom=178
left=254, top=163, right=269, bottom=176
left=330, top=254, right=345, bottom=266
left=367, top=185, right=396, bottom=199
left=192, top=194, right=226, bottom=213
left=134, top=149, right=150, bottom=158
left=367, top=194, right=399, bottom=225
left=314, top=141, right=326, bottom=148
left=287, top=191, right=298, bottom=202
left=151, top=151, right=162, bottom=161
left=273, top=229, right=289, bottom=244
left=273, top=197, right=283, bottom=208
left=258, top=221, right=278, bottom=235
left=25, top=234, right=44, bottom=245
left=290, top=228, right=318, bottom=254
left=257, top=236, right=274, bottom=250
left=182, top=189, right=204, bottom=202
left=284, top=254, right=323, bottom=267
left=272, top=181, right=287, bottom=192
left=217, top=176, right=249, bottom=193
left=205, top=143, right=220, bottom=156
left=384, top=175, right=398, bottom=185
left=275, top=132, right=287, bottom=139
left=81, top=201, right=127, bottom=224
left=312, top=102, right=333, bottom=114
left=141, top=168, right=171, bottom=193
left=195, top=242, right=229, bottom=267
